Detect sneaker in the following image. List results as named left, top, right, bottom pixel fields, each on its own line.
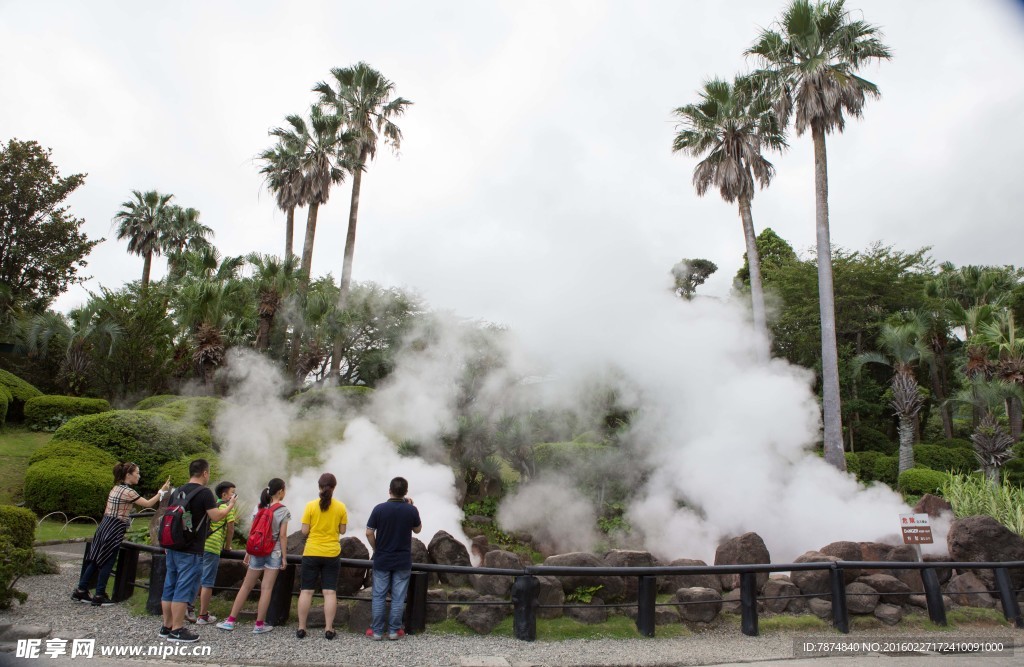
left=90, top=593, right=115, bottom=607
left=216, top=619, right=235, bottom=631
left=71, top=589, right=92, bottom=604
left=157, top=626, right=171, bottom=639
left=365, top=628, right=383, bottom=641
left=295, top=629, right=306, bottom=639
left=196, top=613, right=217, bottom=625
left=185, top=605, right=197, bottom=624
left=324, top=630, right=336, bottom=640
left=388, top=628, right=405, bottom=641
left=252, top=624, right=273, bottom=635
left=167, top=627, right=199, bottom=643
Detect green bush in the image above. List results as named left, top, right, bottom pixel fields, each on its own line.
left=0, top=535, right=32, bottom=609
left=855, top=425, right=896, bottom=455
left=940, top=438, right=974, bottom=451
left=0, top=505, right=37, bottom=550
left=28, top=440, right=118, bottom=468
left=52, top=410, right=212, bottom=493
left=872, top=456, right=899, bottom=487
left=134, top=394, right=180, bottom=410
left=291, top=386, right=373, bottom=415
left=0, top=385, right=9, bottom=426
left=914, top=444, right=977, bottom=475
left=534, top=441, right=609, bottom=469
left=1002, top=458, right=1024, bottom=486
left=898, top=468, right=949, bottom=495
left=0, top=369, right=42, bottom=423
left=157, top=454, right=221, bottom=488
left=844, top=452, right=861, bottom=478
left=147, top=397, right=223, bottom=432
left=23, top=458, right=112, bottom=520
left=24, top=395, right=111, bottom=431
left=942, top=473, right=1024, bottom=535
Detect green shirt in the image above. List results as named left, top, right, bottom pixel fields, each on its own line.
left=204, top=499, right=236, bottom=554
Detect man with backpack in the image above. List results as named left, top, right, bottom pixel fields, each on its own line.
left=158, top=459, right=236, bottom=643
left=365, top=477, right=421, bottom=641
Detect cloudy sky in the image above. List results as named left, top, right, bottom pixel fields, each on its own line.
left=3, top=0, right=1023, bottom=321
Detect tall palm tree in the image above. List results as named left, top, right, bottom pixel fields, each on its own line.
left=749, top=0, right=892, bottom=470
left=258, top=139, right=306, bottom=260
left=113, top=190, right=175, bottom=291
left=314, top=62, right=412, bottom=378
left=162, top=206, right=214, bottom=279
left=246, top=253, right=299, bottom=353
left=25, top=306, right=122, bottom=396
left=672, top=76, right=785, bottom=346
left=975, top=310, right=1024, bottom=440
left=854, top=317, right=931, bottom=474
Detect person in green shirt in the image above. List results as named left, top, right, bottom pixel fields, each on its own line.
left=189, top=481, right=236, bottom=625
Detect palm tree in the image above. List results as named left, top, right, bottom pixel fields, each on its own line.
left=952, top=380, right=1021, bottom=483
left=314, top=62, right=412, bottom=378
left=246, top=253, right=300, bottom=353
left=672, top=76, right=785, bottom=345
left=854, top=317, right=931, bottom=474
left=25, top=305, right=122, bottom=395
left=163, top=206, right=214, bottom=279
left=113, top=190, right=175, bottom=291
left=975, top=310, right=1024, bottom=440
left=258, top=139, right=306, bottom=260
left=749, top=0, right=892, bottom=470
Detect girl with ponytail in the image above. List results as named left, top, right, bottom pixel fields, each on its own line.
left=217, top=478, right=289, bottom=634
left=295, top=472, right=348, bottom=640
left=72, top=462, right=171, bottom=606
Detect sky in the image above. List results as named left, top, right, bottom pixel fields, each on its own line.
left=2, top=0, right=1024, bottom=322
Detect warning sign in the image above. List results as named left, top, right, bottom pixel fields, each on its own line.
left=899, top=513, right=933, bottom=544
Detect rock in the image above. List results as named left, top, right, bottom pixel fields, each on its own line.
left=859, top=541, right=896, bottom=562
left=447, top=588, right=482, bottom=619
left=714, top=532, right=770, bottom=591
left=428, top=530, right=472, bottom=587
left=302, top=601, right=349, bottom=629
left=945, top=572, right=995, bottom=608
left=0, top=625, right=51, bottom=642
left=603, top=550, right=655, bottom=601
left=655, top=605, right=681, bottom=625
left=855, top=574, right=913, bottom=606
left=845, top=582, right=880, bottom=614
left=948, top=515, right=1024, bottom=590
left=914, top=494, right=953, bottom=519
left=470, top=535, right=493, bottom=564
left=884, top=544, right=924, bottom=594
left=338, top=537, right=370, bottom=595
left=874, top=602, right=903, bottom=625
left=469, top=550, right=520, bottom=597
left=808, top=598, right=832, bottom=619
left=658, top=559, right=723, bottom=595
left=721, top=588, right=742, bottom=614
left=819, top=541, right=862, bottom=583
left=214, top=557, right=248, bottom=589
left=921, top=554, right=951, bottom=585
left=457, top=595, right=508, bottom=634
left=564, top=597, right=609, bottom=624
left=762, top=579, right=802, bottom=614
left=136, top=551, right=152, bottom=579
left=411, top=537, right=437, bottom=587
left=424, top=589, right=448, bottom=624
left=542, top=552, right=625, bottom=601
left=346, top=589, right=375, bottom=633
left=286, top=529, right=306, bottom=556
left=908, top=594, right=952, bottom=611
left=536, top=575, right=565, bottom=620
left=790, top=551, right=839, bottom=598
left=671, top=587, right=723, bottom=623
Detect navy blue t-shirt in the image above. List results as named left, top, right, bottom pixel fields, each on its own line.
left=366, top=499, right=421, bottom=571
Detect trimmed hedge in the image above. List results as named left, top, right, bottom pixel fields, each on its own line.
left=844, top=452, right=861, bottom=477
left=24, top=395, right=111, bottom=432
left=29, top=440, right=118, bottom=468
left=0, top=369, right=42, bottom=423
left=898, top=468, right=950, bottom=496
left=146, top=397, right=223, bottom=432
left=52, top=410, right=212, bottom=493
left=134, top=395, right=180, bottom=410
left=939, top=438, right=973, bottom=451
left=853, top=451, right=899, bottom=486
left=0, top=385, right=9, bottom=426
left=0, top=505, right=37, bottom=550
left=914, top=444, right=976, bottom=475
left=157, top=454, right=222, bottom=488
left=291, top=386, right=373, bottom=415
left=1003, top=458, right=1024, bottom=486
left=855, top=425, right=897, bottom=455
left=23, top=458, right=111, bottom=520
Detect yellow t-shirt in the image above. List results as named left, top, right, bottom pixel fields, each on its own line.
left=301, top=498, right=348, bottom=557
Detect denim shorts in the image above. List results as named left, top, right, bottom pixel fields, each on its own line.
left=162, top=550, right=201, bottom=603
left=200, top=551, right=221, bottom=588
left=248, top=549, right=282, bottom=571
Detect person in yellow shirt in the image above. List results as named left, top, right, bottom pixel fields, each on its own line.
left=296, top=472, right=347, bottom=640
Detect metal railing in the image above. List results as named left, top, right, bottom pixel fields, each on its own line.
left=95, top=541, right=1024, bottom=641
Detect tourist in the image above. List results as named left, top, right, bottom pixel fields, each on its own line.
left=217, top=478, right=290, bottom=634
left=295, top=472, right=348, bottom=640
left=159, top=459, right=236, bottom=643
left=187, top=480, right=237, bottom=625
left=365, top=476, right=421, bottom=641
left=72, top=462, right=172, bottom=607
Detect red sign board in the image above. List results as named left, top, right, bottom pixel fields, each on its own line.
left=899, top=513, right=933, bottom=545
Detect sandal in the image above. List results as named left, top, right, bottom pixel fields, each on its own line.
left=296, top=629, right=306, bottom=639
left=325, top=630, right=336, bottom=640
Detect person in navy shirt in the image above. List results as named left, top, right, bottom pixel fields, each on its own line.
left=364, top=477, right=422, bottom=640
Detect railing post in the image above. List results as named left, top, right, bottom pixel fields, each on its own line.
left=993, top=567, right=1023, bottom=629
left=511, top=575, right=539, bottom=641
left=403, top=571, right=428, bottom=634
left=829, top=566, right=849, bottom=634
left=740, top=571, right=759, bottom=637
left=145, top=552, right=166, bottom=616
left=265, top=558, right=296, bottom=626
left=111, top=546, right=139, bottom=603
left=636, top=576, right=656, bottom=637
left=919, top=567, right=946, bottom=627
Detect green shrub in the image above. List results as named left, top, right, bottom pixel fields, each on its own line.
left=1002, top=458, right=1024, bottom=486
left=942, top=473, right=1024, bottom=535
left=291, top=386, right=373, bottom=415
left=940, top=438, right=974, bottom=451
left=134, top=395, right=180, bottom=410
left=52, top=410, right=212, bottom=493
left=0, top=505, right=37, bottom=550
left=24, top=395, right=111, bottom=431
left=0, top=369, right=42, bottom=423
left=23, top=458, right=112, bottom=520
left=29, top=440, right=118, bottom=468
left=844, top=452, right=861, bottom=478
left=855, top=425, right=896, bottom=455
left=147, top=397, right=224, bottom=432
left=872, top=456, right=899, bottom=487
left=914, top=444, right=977, bottom=475
left=0, top=535, right=32, bottom=609
left=898, top=468, right=949, bottom=495
left=157, top=454, right=221, bottom=488
left=0, top=385, right=9, bottom=426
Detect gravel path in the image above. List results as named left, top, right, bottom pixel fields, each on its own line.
left=1, top=548, right=1021, bottom=667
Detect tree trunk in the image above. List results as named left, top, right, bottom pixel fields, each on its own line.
left=290, top=202, right=320, bottom=376
left=928, top=356, right=954, bottom=440
left=812, top=127, right=845, bottom=471
left=141, top=251, right=153, bottom=292
left=897, top=415, right=915, bottom=474
left=330, top=151, right=367, bottom=378
left=255, top=314, right=272, bottom=352
left=284, top=206, right=295, bottom=260
left=738, top=194, right=768, bottom=359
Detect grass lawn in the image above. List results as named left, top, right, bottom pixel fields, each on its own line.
left=0, top=426, right=51, bottom=505
left=35, top=518, right=98, bottom=542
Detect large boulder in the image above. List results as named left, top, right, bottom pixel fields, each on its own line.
left=714, top=532, right=770, bottom=591
left=947, top=515, right=1024, bottom=590
left=536, top=575, right=565, bottom=620
left=447, top=588, right=482, bottom=619
left=412, top=537, right=437, bottom=586
left=426, top=589, right=448, bottom=624
left=808, top=598, right=832, bottom=619
left=922, top=554, right=952, bottom=586
left=671, top=587, right=722, bottom=623
left=338, top=537, right=370, bottom=595
left=884, top=544, right=923, bottom=594
left=603, top=550, right=654, bottom=602
left=564, top=597, right=609, bottom=624
left=855, top=573, right=912, bottom=606
left=456, top=595, right=508, bottom=634
left=469, top=550, right=520, bottom=597
left=874, top=603, right=903, bottom=625
left=542, top=552, right=625, bottom=601
left=346, top=589, right=374, bottom=633
left=819, top=541, right=862, bottom=583
left=945, top=572, right=996, bottom=608
left=790, top=551, right=839, bottom=598
left=428, top=530, right=472, bottom=587
left=859, top=542, right=896, bottom=562
left=845, top=582, right=880, bottom=614
left=658, top=559, right=723, bottom=595
left=762, top=578, right=802, bottom=614
left=914, top=493, right=953, bottom=519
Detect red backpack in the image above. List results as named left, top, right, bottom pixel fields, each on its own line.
left=158, top=486, right=208, bottom=550
left=246, top=503, right=282, bottom=556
